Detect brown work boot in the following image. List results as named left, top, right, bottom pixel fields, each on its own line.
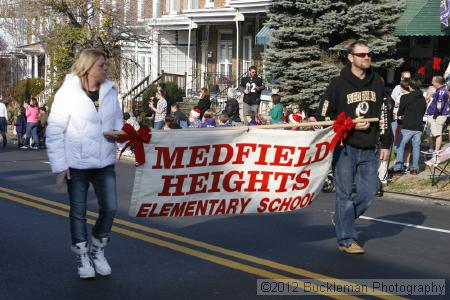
left=338, top=242, right=365, bottom=254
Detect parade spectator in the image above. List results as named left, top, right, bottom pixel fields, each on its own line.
left=318, top=40, right=392, bottom=254
left=14, top=107, right=26, bottom=148
left=422, top=85, right=437, bottom=154
left=392, top=80, right=410, bottom=150
left=245, top=111, right=258, bottom=126
left=46, top=48, right=123, bottom=279
left=24, top=98, right=40, bottom=149
left=393, top=79, right=427, bottom=176
left=201, top=110, right=216, bottom=128
left=223, top=88, right=241, bottom=125
left=194, top=88, right=211, bottom=120
left=281, top=107, right=293, bottom=124
left=189, top=108, right=202, bottom=128
left=118, top=112, right=140, bottom=156
left=240, top=66, right=265, bottom=123
left=170, top=103, right=189, bottom=129
left=268, top=94, right=283, bottom=124
left=217, top=113, right=231, bottom=127
left=0, top=98, right=7, bottom=147
left=148, top=88, right=167, bottom=130
left=426, top=76, right=449, bottom=152
left=164, top=116, right=176, bottom=130
left=38, top=107, right=48, bottom=148
left=288, top=112, right=303, bottom=131
left=391, top=71, right=411, bottom=104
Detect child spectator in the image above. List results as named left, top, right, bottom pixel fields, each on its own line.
left=164, top=116, right=176, bottom=130
left=201, top=110, right=216, bottom=128
left=15, top=107, right=26, bottom=148
left=268, top=94, right=283, bottom=124
left=217, top=113, right=231, bottom=127
left=171, top=103, right=189, bottom=128
left=189, top=108, right=202, bottom=128
left=288, top=112, right=303, bottom=131
left=246, top=111, right=258, bottom=126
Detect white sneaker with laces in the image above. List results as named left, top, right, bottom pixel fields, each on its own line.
left=89, top=237, right=112, bottom=276
left=71, top=241, right=95, bottom=279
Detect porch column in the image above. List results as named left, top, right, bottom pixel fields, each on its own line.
left=27, top=56, right=32, bottom=78
left=33, top=55, right=39, bottom=78
left=151, top=30, right=160, bottom=79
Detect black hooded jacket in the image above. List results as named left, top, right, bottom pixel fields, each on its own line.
left=318, top=65, right=392, bottom=149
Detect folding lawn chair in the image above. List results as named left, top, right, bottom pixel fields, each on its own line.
left=424, top=144, right=450, bottom=186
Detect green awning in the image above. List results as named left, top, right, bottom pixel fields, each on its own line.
left=255, top=25, right=271, bottom=46
left=395, top=0, right=450, bottom=36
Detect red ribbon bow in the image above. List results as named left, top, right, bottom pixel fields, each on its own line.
left=118, top=123, right=151, bottom=165
left=330, top=112, right=355, bottom=150
left=432, top=57, right=441, bottom=71
left=417, top=66, right=425, bottom=76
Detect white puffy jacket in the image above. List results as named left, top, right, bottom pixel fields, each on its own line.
left=46, top=74, right=123, bottom=173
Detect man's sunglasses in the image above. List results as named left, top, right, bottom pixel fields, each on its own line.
left=352, top=52, right=372, bottom=58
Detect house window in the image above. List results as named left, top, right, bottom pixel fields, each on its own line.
left=124, top=0, right=130, bottom=23
left=165, top=0, right=180, bottom=14
left=137, top=0, right=144, bottom=21
left=242, top=36, right=252, bottom=75
left=111, top=0, right=117, bottom=11
left=217, top=31, right=233, bottom=78
left=205, top=0, right=214, bottom=8
left=160, top=45, right=195, bottom=75
left=187, top=0, right=199, bottom=9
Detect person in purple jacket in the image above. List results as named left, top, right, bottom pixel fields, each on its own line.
left=426, top=76, right=449, bottom=152
left=14, top=107, right=27, bottom=148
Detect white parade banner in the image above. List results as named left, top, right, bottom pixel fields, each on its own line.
left=129, top=127, right=335, bottom=218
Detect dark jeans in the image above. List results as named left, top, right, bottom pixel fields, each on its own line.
left=17, top=133, right=24, bottom=147
left=67, top=165, right=117, bottom=245
left=332, top=144, right=379, bottom=246
left=154, top=120, right=164, bottom=129
left=25, top=122, right=39, bottom=147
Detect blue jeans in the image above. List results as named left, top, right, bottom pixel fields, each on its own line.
left=332, top=145, right=379, bottom=246
left=25, top=122, right=39, bottom=147
left=154, top=120, right=164, bottom=129
left=67, top=165, right=117, bottom=245
left=391, top=121, right=398, bottom=152
left=394, top=129, right=422, bottom=172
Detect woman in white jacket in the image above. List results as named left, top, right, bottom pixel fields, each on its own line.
left=46, top=48, right=123, bottom=279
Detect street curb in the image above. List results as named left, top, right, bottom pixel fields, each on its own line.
left=383, top=192, right=450, bottom=207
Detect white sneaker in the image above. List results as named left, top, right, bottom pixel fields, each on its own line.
left=20, top=145, right=28, bottom=149
left=89, top=237, right=112, bottom=276
left=71, top=242, right=95, bottom=279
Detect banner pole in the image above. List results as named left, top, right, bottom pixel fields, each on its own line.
left=104, top=118, right=379, bottom=137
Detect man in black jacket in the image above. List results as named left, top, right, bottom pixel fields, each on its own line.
left=393, top=79, right=427, bottom=175
left=319, top=40, right=392, bottom=254
left=240, top=66, right=265, bottom=124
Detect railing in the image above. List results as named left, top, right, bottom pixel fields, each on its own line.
left=36, top=87, right=53, bottom=108
left=202, top=72, right=244, bottom=113
left=121, top=71, right=186, bottom=113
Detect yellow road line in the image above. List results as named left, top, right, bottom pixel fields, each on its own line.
left=0, top=192, right=359, bottom=299
left=0, top=187, right=405, bottom=299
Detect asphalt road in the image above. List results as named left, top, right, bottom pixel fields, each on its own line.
left=1, top=146, right=449, bottom=300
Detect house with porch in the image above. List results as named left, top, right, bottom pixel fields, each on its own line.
left=149, top=0, right=272, bottom=102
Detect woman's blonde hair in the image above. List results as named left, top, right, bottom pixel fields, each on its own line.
left=71, top=48, right=107, bottom=90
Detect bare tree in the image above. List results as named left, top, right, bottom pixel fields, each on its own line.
left=1, top=0, right=152, bottom=90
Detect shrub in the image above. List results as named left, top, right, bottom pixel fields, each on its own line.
left=13, top=78, right=45, bottom=105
